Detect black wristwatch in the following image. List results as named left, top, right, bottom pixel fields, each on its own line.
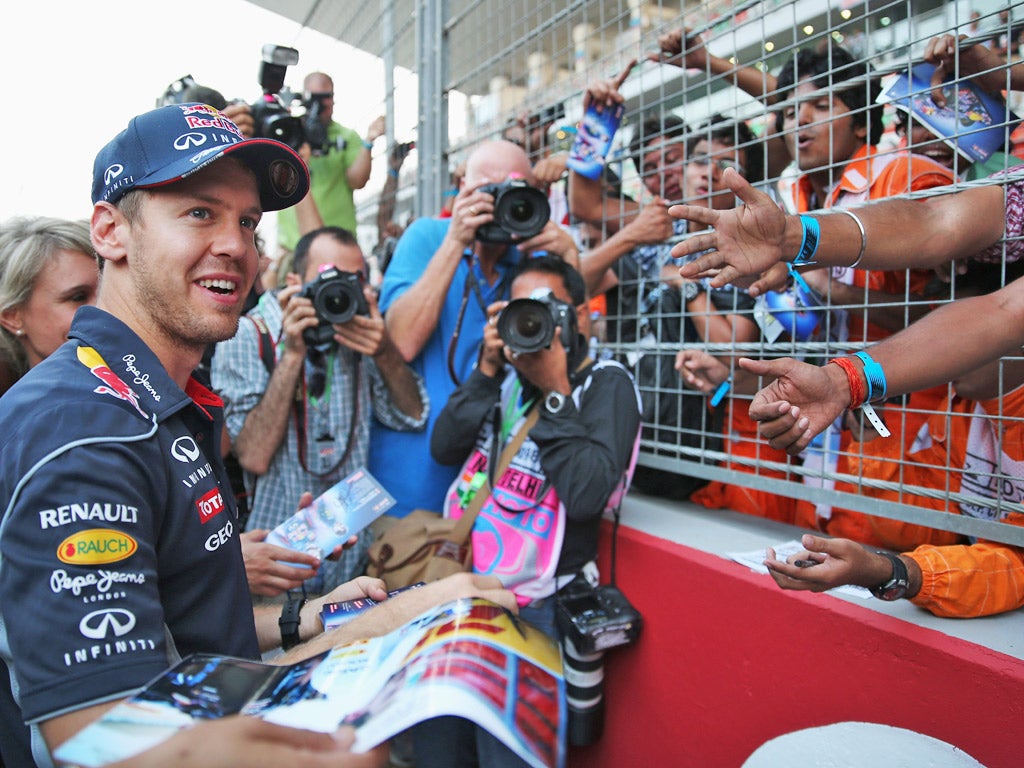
left=682, top=280, right=701, bottom=303
left=279, top=597, right=307, bottom=650
left=869, top=551, right=910, bottom=601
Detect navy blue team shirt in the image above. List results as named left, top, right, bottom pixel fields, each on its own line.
left=0, top=306, right=258, bottom=767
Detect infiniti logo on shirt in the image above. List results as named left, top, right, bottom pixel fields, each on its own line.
left=171, top=436, right=201, bottom=464
left=79, top=608, right=136, bottom=640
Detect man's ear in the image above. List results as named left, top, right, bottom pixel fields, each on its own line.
left=90, top=202, right=130, bottom=265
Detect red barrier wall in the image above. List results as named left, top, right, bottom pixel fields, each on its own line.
left=568, top=524, right=1024, bottom=767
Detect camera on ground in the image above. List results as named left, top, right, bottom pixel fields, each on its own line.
left=497, top=287, right=576, bottom=355
left=299, top=267, right=369, bottom=346
left=475, top=179, right=551, bottom=244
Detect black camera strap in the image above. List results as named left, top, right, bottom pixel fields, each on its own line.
left=447, top=249, right=512, bottom=386
left=486, top=402, right=551, bottom=514
left=293, top=350, right=362, bottom=478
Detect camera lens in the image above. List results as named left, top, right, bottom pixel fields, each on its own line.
left=513, top=308, right=545, bottom=338
left=562, top=637, right=605, bottom=747
left=494, top=185, right=550, bottom=239
left=321, top=289, right=352, bottom=319
left=316, top=283, right=359, bottom=325
left=497, top=298, right=555, bottom=354
left=509, top=198, right=532, bottom=223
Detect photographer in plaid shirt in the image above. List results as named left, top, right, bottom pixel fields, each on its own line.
left=212, top=226, right=426, bottom=597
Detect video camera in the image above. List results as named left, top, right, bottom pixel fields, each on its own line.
left=299, top=267, right=369, bottom=346
left=475, top=179, right=550, bottom=244
left=250, top=44, right=332, bottom=155
left=497, top=287, right=576, bottom=355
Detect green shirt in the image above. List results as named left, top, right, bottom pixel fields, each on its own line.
left=277, top=121, right=363, bottom=250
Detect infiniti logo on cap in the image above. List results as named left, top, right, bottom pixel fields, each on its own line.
left=174, top=132, right=208, bottom=151
left=104, top=164, right=124, bottom=185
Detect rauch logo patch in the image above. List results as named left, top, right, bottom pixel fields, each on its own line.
left=58, top=528, right=138, bottom=565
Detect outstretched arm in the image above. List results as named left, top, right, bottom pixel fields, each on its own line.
left=672, top=169, right=1007, bottom=291
left=743, top=276, right=1024, bottom=453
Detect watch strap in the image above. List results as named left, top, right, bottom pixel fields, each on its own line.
left=869, top=551, right=909, bottom=601
left=279, top=597, right=307, bottom=650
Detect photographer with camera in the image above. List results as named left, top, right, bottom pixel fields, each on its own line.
left=410, top=256, right=641, bottom=765
left=211, top=226, right=426, bottom=596
left=368, top=139, right=580, bottom=521
left=275, top=71, right=385, bottom=261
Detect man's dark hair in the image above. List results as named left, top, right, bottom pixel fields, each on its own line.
left=774, top=43, right=884, bottom=146
left=293, top=226, right=360, bottom=277
left=690, top=113, right=765, bottom=184
left=629, top=113, right=689, bottom=163
left=514, top=256, right=586, bottom=306
left=180, top=84, right=228, bottom=111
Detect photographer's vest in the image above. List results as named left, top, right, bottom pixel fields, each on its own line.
left=443, top=361, right=638, bottom=605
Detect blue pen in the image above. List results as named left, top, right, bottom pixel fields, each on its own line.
left=710, top=378, right=731, bottom=407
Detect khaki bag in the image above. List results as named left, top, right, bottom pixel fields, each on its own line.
left=367, top=407, right=539, bottom=592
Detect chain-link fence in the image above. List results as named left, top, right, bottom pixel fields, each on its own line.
left=317, top=0, right=1024, bottom=548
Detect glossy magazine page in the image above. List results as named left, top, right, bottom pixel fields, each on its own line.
left=53, top=598, right=565, bottom=768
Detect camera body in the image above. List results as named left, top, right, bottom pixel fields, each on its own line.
left=555, top=580, right=643, bottom=655
left=298, top=267, right=369, bottom=346
left=497, top=287, right=577, bottom=356
left=475, top=179, right=551, bottom=244
left=250, top=44, right=306, bottom=151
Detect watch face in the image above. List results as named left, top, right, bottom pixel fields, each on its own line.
left=683, top=281, right=700, bottom=303
left=545, top=391, right=566, bottom=414
left=875, top=582, right=909, bottom=601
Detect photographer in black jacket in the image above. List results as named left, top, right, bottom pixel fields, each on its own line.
left=415, top=256, right=641, bottom=766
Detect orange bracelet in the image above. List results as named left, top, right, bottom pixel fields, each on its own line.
left=828, top=357, right=866, bottom=409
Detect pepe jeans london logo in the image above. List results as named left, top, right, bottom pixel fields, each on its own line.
left=79, top=608, right=136, bottom=640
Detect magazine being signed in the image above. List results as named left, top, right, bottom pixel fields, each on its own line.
left=54, top=598, right=565, bottom=768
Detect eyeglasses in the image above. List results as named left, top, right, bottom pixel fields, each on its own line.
left=687, top=153, right=745, bottom=175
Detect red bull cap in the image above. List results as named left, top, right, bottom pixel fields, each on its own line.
left=92, top=102, right=309, bottom=212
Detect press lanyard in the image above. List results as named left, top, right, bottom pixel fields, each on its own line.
left=501, top=379, right=535, bottom=442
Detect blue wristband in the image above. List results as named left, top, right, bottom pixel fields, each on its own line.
left=794, top=215, right=820, bottom=265
left=710, top=378, right=732, bottom=408
left=362, top=139, right=374, bottom=150
left=854, top=351, right=887, bottom=403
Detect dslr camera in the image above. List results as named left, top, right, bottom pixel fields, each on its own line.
left=556, top=578, right=643, bottom=656
left=249, top=44, right=332, bottom=155
left=298, top=267, right=369, bottom=346
left=497, top=287, right=577, bottom=355
left=250, top=44, right=304, bottom=151
left=556, top=576, right=642, bottom=747
left=475, top=179, right=551, bottom=244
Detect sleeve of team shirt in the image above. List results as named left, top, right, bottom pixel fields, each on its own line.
left=907, top=539, right=1024, bottom=618
left=0, top=435, right=171, bottom=723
